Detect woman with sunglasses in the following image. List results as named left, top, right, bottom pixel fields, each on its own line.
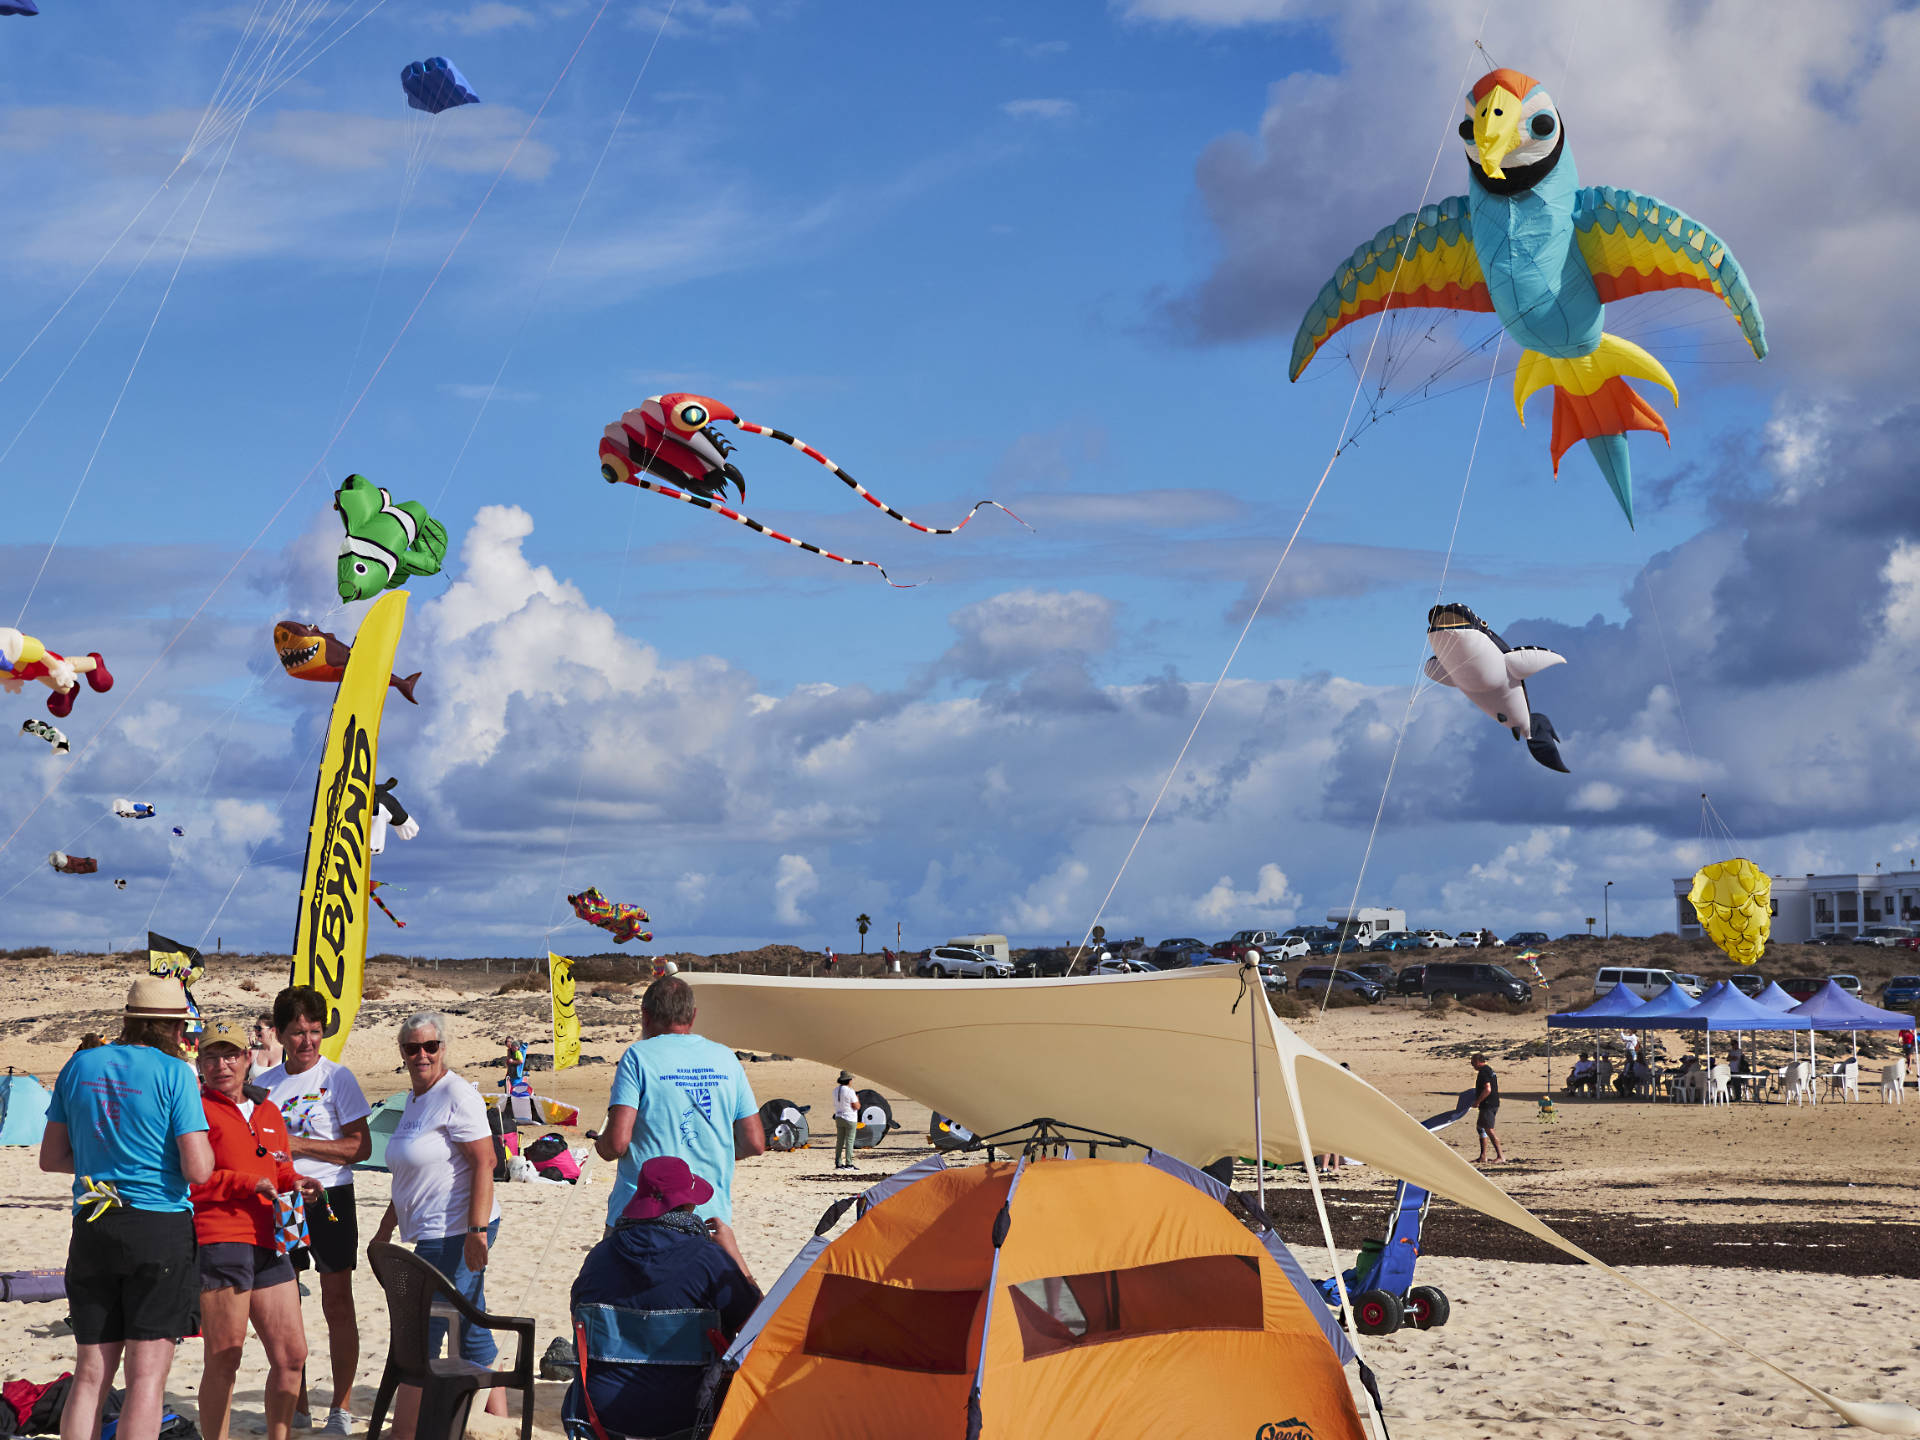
left=368, top=1012, right=508, bottom=1434
left=192, top=1022, right=323, bottom=1440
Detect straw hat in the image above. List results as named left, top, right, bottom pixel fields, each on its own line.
left=198, top=1022, right=250, bottom=1055
left=124, top=976, right=192, bottom=1020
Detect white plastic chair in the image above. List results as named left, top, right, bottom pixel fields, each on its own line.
left=1781, top=1061, right=1813, bottom=1106
left=1592, top=1059, right=1614, bottom=1098
left=1838, top=1060, right=1860, bottom=1102
left=1707, top=1063, right=1731, bottom=1105
left=1882, top=1061, right=1907, bottom=1104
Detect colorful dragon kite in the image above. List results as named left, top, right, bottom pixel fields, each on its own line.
left=1290, top=67, right=1766, bottom=527
left=597, top=394, right=1028, bottom=583
left=567, top=887, right=652, bottom=945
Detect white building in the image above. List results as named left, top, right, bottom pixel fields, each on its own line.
left=1672, top=867, right=1920, bottom=943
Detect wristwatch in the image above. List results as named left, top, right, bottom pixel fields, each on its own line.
left=467, top=1226, right=489, bottom=1235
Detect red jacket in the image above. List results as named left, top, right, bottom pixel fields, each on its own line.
left=191, top=1087, right=300, bottom=1248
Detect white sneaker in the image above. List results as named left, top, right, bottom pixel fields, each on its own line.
left=291, top=1415, right=314, bottom=1432
left=321, top=1412, right=354, bottom=1436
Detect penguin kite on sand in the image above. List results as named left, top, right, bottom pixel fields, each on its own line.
left=1425, top=602, right=1569, bottom=773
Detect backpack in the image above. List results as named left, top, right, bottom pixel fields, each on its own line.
left=525, top=1132, right=580, bottom=1183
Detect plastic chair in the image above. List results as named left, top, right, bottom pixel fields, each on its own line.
left=1707, top=1063, right=1731, bottom=1105
left=1782, top=1061, right=1813, bottom=1106
left=1883, top=1061, right=1907, bottom=1104
left=1837, top=1060, right=1860, bottom=1103
left=366, top=1243, right=535, bottom=1440
left=1591, top=1059, right=1613, bottom=1099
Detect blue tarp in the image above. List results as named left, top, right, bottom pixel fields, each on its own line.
left=1637, top=979, right=1810, bottom=1032
left=1788, top=979, right=1915, bottom=1031
left=0, top=1072, right=51, bottom=1145
left=1546, top=981, right=1648, bottom=1029
left=1754, top=981, right=1800, bottom=1012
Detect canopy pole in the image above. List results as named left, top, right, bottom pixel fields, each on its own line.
left=1245, top=960, right=1267, bottom=1218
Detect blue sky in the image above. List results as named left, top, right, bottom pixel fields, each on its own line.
left=2, top=0, right=1916, bottom=959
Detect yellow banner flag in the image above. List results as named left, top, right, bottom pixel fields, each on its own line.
left=550, top=952, right=580, bottom=1072
left=290, top=591, right=409, bottom=1061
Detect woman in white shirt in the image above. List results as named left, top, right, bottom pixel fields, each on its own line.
left=367, top=1013, right=507, bottom=1430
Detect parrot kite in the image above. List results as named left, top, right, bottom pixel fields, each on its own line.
left=333, top=475, right=448, bottom=603
left=1290, top=67, right=1767, bottom=527
left=1425, top=602, right=1569, bottom=772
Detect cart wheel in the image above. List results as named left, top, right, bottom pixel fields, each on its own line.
left=1407, top=1285, right=1450, bottom=1329
left=1354, top=1289, right=1402, bottom=1336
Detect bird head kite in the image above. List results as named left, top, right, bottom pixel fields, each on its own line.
left=1290, top=66, right=1767, bottom=527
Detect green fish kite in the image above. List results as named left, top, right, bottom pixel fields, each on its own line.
left=334, top=475, right=448, bottom=602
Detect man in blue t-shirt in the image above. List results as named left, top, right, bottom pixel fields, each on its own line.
left=595, top=977, right=765, bottom=1230
left=41, top=978, right=213, bottom=1440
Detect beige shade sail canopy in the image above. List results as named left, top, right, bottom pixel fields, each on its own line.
left=687, top=966, right=1918, bottom=1435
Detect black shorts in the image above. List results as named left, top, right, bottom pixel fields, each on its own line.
left=66, top=1207, right=199, bottom=1345
left=199, top=1241, right=296, bottom=1294
left=1476, top=1102, right=1500, bottom=1133
left=291, top=1183, right=358, bottom=1275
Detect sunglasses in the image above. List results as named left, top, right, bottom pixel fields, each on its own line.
left=401, top=1039, right=442, bottom=1057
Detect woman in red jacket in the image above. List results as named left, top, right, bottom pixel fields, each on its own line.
left=192, top=1024, right=322, bottom=1440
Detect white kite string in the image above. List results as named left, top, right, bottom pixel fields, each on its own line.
left=1067, top=37, right=1490, bottom=974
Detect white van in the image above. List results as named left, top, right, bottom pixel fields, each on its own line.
left=946, top=933, right=1011, bottom=968
left=1594, top=966, right=1702, bottom=1001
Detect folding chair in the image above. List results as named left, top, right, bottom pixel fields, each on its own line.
left=561, top=1302, right=723, bottom=1440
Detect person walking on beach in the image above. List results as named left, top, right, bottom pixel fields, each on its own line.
left=367, top=1012, right=508, bottom=1437
left=595, top=976, right=766, bottom=1233
left=257, top=986, right=372, bottom=1435
left=39, top=977, right=213, bottom=1440
left=1471, top=1053, right=1503, bottom=1164
left=831, top=1071, right=859, bottom=1170
left=191, top=1023, right=321, bottom=1440
left=249, top=1015, right=283, bottom=1082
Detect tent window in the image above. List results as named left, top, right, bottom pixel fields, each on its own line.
left=1008, top=1254, right=1262, bottom=1361
left=803, top=1274, right=981, bottom=1374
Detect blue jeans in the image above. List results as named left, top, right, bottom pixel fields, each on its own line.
left=414, top=1219, right=501, bottom=1364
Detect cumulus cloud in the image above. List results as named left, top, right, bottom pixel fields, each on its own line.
left=772, top=854, right=819, bottom=926
left=1194, top=862, right=1298, bottom=925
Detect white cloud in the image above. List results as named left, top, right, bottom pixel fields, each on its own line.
left=444, top=2, right=537, bottom=34
left=1194, top=862, right=1298, bottom=925
left=1001, top=99, right=1078, bottom=121
left=1570, top=781, right=1623, bottom=813
left=772, top=854, right=818, bottom=927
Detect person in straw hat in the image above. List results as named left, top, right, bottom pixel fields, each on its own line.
left=39, top=976, right=214, bottom=1440
left=831, top=1071, right=859, bottom=1170
left=191, top=1022, right=322, bottom=1440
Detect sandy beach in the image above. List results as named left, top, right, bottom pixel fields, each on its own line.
left=3, top=951, right=1916, bottom=1438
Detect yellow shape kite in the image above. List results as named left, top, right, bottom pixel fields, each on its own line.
left=1688, top=858, right=1771, bottom=966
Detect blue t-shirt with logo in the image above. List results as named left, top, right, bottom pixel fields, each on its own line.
left=48, top=1044, right=207, bottom=1214
left=605, top=1034, right=757, bottom=1226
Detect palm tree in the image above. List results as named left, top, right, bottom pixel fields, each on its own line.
left=855, top=913, right=872, bottom=954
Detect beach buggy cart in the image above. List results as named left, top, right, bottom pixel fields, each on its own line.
left=1316, top=1177, right=1451, bottom=1336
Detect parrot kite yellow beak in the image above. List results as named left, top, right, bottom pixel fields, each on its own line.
left=1472, top=83, right=1527, bottom=179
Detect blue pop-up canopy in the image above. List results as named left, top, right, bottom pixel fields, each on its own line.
left=1753, top=981, right=1800, bottom=1012
left=1547, top=981, right=1648, bottom=1029
left=1639, top=979, right=1810, bottom=1032
left=1618, top=982, right=1701, bottom=1023
left=1788, top=980, right=1915, bottom=1031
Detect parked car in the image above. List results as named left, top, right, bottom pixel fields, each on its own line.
left=1780, top=976, right=1825, bottom=1001
left=1881, top=975, right=1920, bottom=1008
left=1801, top=935, right=1849, bottom=946
left=1674, top=973, right=1704, bottom=994
left=1368, top=934, right=1422, bottom=954
left=1145, top=937, right=1210, bottom=967
left=1506, top=931, right=1550, bottom=947
left=1593, top=966, right=1701, bottom=1001
left=1424, top=961, right=1531, bottom=1003
left=1014, top=947, right=1072, bottom=978
left=917, top=945, right=1014, bottom=979
left=1853, top=926, right=1916, bottom=947
left=1288, top=926, right=1341, bottom=948
left=1091, top=955, right=1160, bottom=976
left=1312, top=936, right=1368, bottom=956
left=1294, top=967, right=1386, bottom=1003
left=1899, top=936, right=1920, bottom=951
left=1726, top=971, right=1767, bottom=998
left=1255, top=957, right=1293, bottom=992
left=1395, top=963, right=1427, bottom=996
left=1414, top=930, right=1457, bottom=949
left=1350, top=962, right=1398, bottom=988
left=1453, top=931, right=1483, bottom=947
left=1830, top=974, right=1863, bottom=997
left=1211, top=929, right=1309, bottom=963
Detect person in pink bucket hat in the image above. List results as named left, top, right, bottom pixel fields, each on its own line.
left=565, top=1157, right=761, bottom=1438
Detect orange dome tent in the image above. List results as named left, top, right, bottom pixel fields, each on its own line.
left=705, top=1131, right=1369, bottom=1440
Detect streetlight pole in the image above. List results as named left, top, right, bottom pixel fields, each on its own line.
left=1604, top=880, right=1614, bottom=940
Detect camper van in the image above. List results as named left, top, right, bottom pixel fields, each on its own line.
left=945, top=933, right=1011, bottom=968
left=1326, top=907, right=1408, bottom=942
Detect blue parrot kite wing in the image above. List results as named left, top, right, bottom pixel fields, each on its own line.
left=1288, top=194, right=1493, bottom=382
left=401, top=57, right=479, bottom=115
left=0, top=2, right=40, bottom=14
left=1572, top=185, right=1766, bottom=359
